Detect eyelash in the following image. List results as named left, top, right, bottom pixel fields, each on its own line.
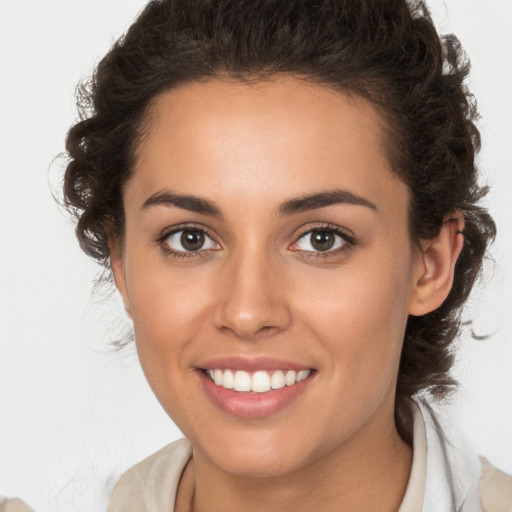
left=156, top=224, right=220, bottom=260
left=290, top=223, right=356, bottom=260
left=156, top=223, right=356, bottom=260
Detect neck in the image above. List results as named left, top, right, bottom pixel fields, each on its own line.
left=177, top=404, right=413, bottom=512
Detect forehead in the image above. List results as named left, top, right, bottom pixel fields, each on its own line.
left=130, top=76, right=408, bottom=217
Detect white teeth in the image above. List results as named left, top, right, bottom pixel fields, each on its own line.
left=251, top=371, right=271, bottom=393
left=222, top=369, right=234, bottom=389
left=297, top=369, right=311, bottom=382
left=234, top=370, right=252, bottom=392
left=285, top=370, right=297, bottom=386
left=270, top=370, right=286, bottom=390
left=206, top=368, right=311, bottom=393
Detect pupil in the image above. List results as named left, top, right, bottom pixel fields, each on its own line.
left=181, top=230, right=205, bottom=251
left=311, top=231, right=334, bottom=251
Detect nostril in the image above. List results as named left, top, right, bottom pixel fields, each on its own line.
left=218, top=323, right=284, bottom=341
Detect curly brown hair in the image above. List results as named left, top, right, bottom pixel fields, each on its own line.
left=63, top=0, right=496, bottom=436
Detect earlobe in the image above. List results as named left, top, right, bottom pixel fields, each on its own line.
left=408, top=212, right=465, bottom=316
left=108, top=236, right=132, bottom=319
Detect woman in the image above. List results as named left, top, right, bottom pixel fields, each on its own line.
left=55, top=0, right=510, bottom=510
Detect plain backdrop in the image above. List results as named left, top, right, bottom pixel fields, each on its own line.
left=1, top=1, right=511, bottom=510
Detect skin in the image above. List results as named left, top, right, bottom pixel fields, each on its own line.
left=111, top=76, right=464, bottom=511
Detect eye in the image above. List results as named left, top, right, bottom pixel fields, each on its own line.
left=292, top=227, right=353, bottom=254
left=162, top=228, right=219, bottom=254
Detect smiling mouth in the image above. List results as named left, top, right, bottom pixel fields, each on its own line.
left=204, top=368, right=312, bottom=393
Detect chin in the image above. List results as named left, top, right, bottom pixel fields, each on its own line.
left=189, top=421, right=328, bottom=479
left=209, top=445, right=312, bottom=479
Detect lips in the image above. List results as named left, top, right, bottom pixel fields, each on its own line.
left=197, top=357, right=315, bottom=419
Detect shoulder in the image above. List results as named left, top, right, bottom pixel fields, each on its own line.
left=479, top=457, right=512, bottom=512
left=107, top=438, right=192, bottom=512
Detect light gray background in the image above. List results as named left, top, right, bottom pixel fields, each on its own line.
left=1, top=1, right=511, bottom=510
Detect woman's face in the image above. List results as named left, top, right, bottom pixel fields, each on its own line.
left=113, top=77, right=426, bottom=477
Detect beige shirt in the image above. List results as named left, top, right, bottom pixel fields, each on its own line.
left=0, top=498, right=35, bottom=512
left=107, top=399, right=512, bottom=511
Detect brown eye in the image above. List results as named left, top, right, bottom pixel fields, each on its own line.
left=163, top=228, right=219, bottom=254
left=181, top=230, right=205, bottom=251
left=310, top=231, right=335, bottom=251
left=293, top=228, right=349, bottom=253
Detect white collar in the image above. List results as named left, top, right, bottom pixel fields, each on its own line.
left=399, top=398, right=483, bottom=512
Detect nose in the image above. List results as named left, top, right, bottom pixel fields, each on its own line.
left=213, top=248, right=292, bottom=340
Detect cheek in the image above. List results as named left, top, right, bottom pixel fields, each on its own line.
left=125, top=257, right=214, bottom=373
left=292, top=249, right=413, bottom=377
left=125, top=263, right=217, bottom=422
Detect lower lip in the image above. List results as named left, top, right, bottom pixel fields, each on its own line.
left=198, top=370, right=313, bottom=419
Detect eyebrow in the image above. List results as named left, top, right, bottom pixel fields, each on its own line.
left=141, top=190, right=223, bottom=217
left=278, top=190, right=378, bottom=216
left=141, top=188, right=377, bottom=217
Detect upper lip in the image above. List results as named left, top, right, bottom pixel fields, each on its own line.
left=196, top=356, right=314, bottom=372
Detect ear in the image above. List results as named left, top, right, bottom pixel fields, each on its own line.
left=108, top=235, right=132, bottom=319
left=408, top=212, right=465, bottom=316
